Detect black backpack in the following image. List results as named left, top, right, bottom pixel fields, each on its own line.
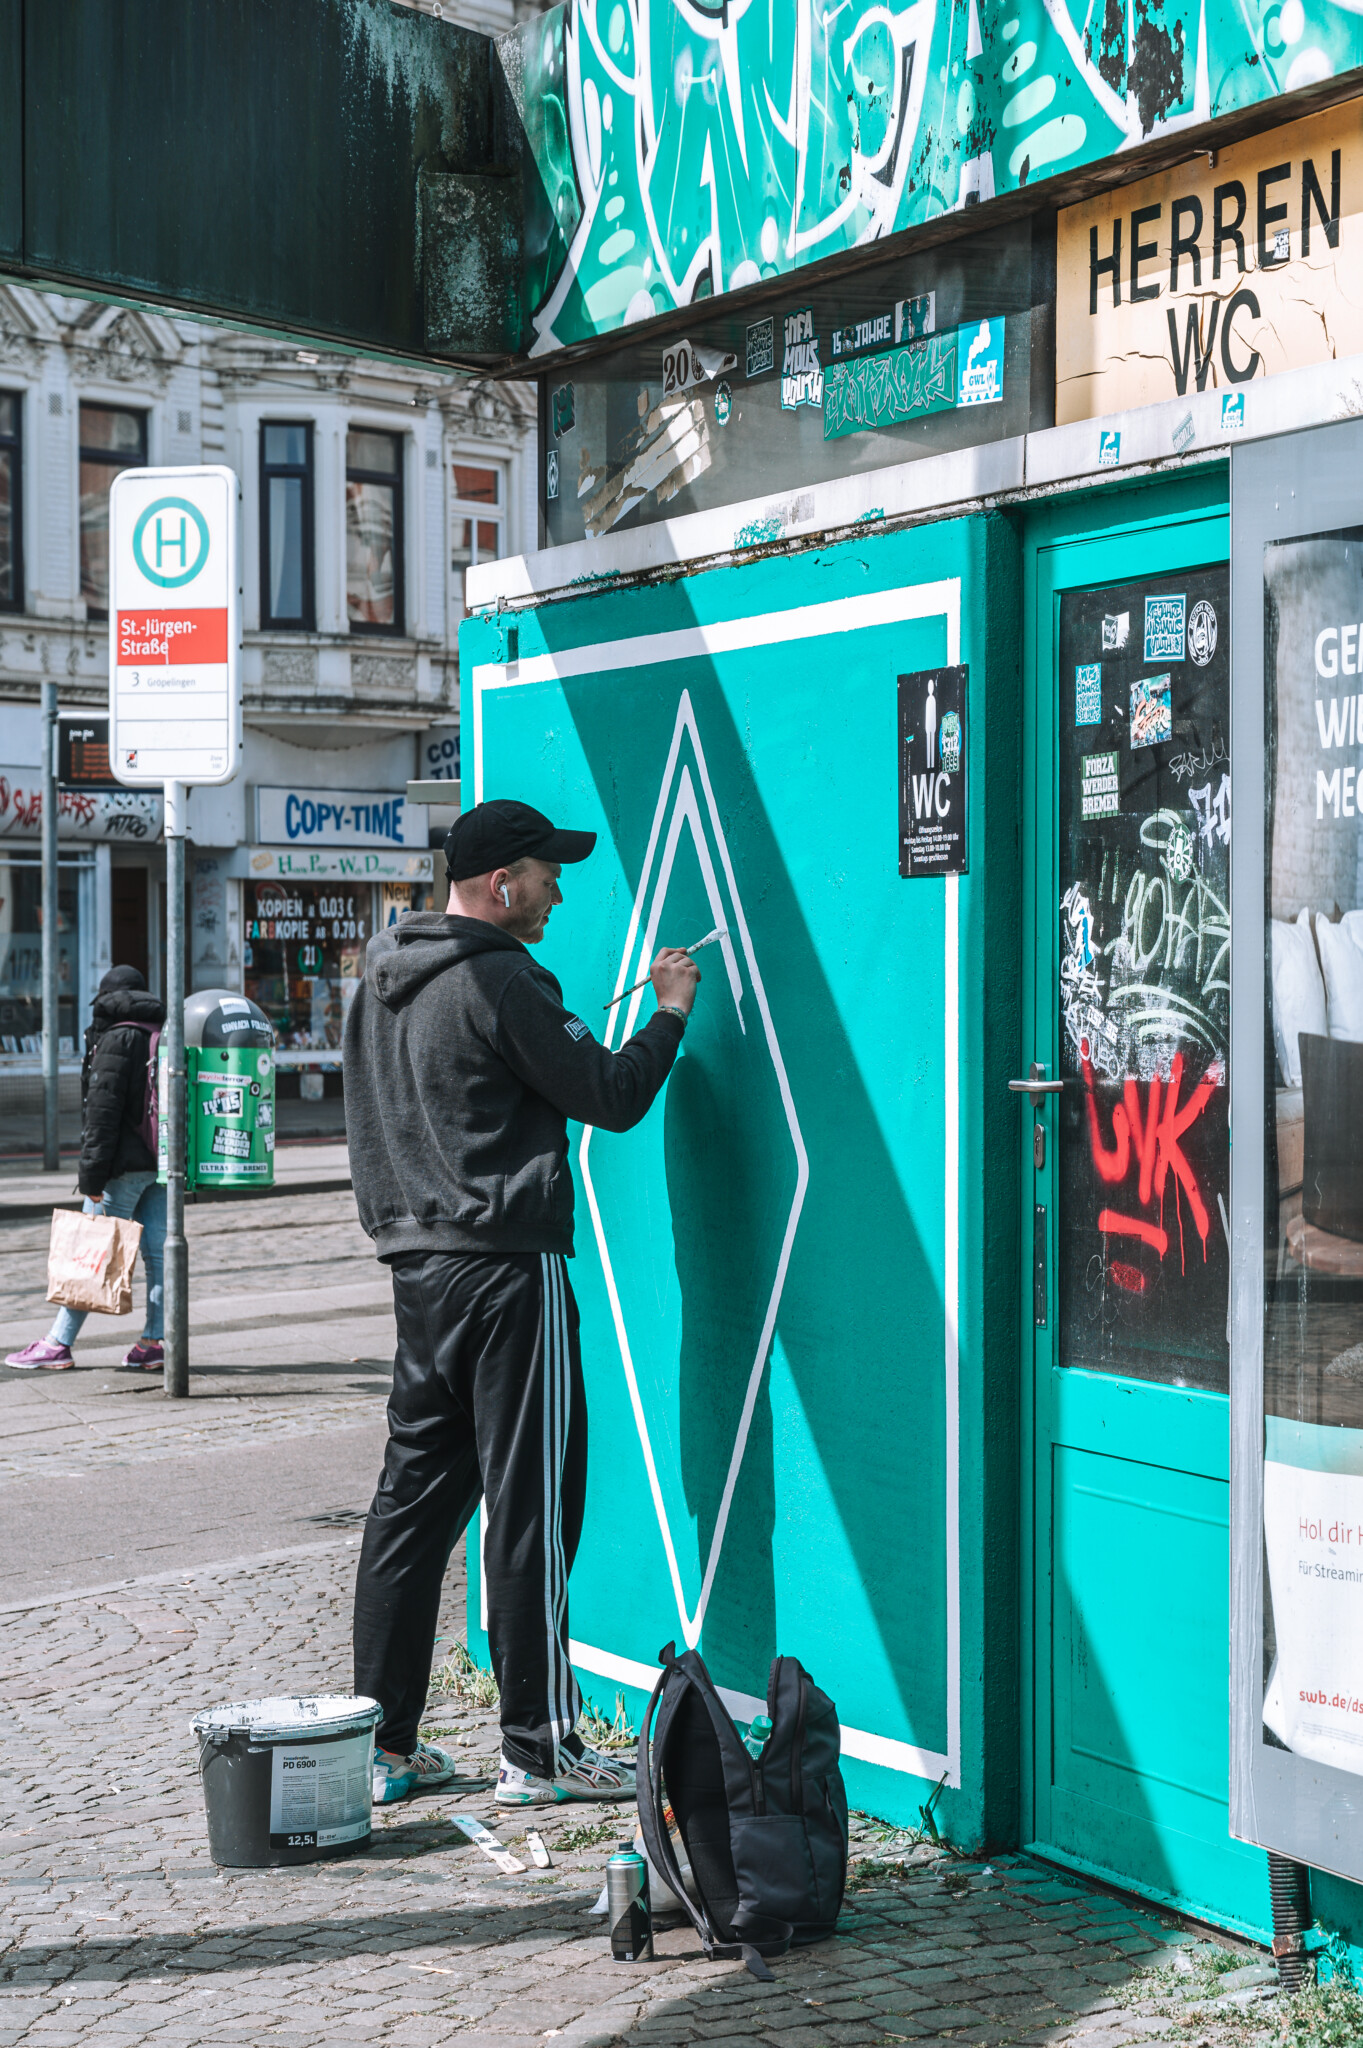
left=637, top=1643, right=849, bottom=1979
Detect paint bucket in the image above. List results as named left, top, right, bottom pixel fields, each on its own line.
left=190, top=1695, right=381, bottom=1868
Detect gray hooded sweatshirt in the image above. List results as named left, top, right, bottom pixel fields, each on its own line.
left=343, top=912, right=684, bottom=1261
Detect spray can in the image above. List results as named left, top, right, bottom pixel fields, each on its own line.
left=607, top=1841, right=653, bottom=1960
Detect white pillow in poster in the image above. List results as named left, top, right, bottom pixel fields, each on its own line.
left=1318, top=916, right=1363, bottom=1043
left=1271, top=909, right=1326, bottom=1085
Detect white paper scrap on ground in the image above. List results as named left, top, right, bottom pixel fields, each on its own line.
left=449, top=1812, right=526, bottom=1873
left=525, top=1829, right=552, bottom=1868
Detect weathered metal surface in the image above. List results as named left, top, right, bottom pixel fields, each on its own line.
left=0, top=0, right=19, bottom=265
left=7, top=0, right=519, bottom=363
left=6, top=0, right=1363, bottom=369
left=422, top=172, right=522, bottom=357
left=512, top=0, right=1363, bottom=358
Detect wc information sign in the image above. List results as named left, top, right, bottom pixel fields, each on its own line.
left=108, top=466, right=241, bottom=787
left=899, top=664, right=968, bottom=876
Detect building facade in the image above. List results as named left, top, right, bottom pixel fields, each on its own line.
left=10, top=0, right=1363, bottom=1967
left=0, top=288, right=534, bottom=1128
left=454, top=11, right=1363, bottom=1958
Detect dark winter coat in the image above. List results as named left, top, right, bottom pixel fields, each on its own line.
left=78, top=985, right=167, bottom=1196
left=344, top=913, right=684, bottom=1260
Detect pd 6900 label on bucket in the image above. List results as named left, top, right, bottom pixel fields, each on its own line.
left=268, top=1734, right=372, bottom=1850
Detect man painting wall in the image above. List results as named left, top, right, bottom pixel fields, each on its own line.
left=344, top=798, right=700, bottom=1805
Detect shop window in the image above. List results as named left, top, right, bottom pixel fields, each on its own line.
left=345, top=428, right=404, bottom=635
left=0, top=392, right=22, bottom=612
left=243, top=881, right=370, bottom=1051
left=451, top=461, right=503, bottom=619
left=0, top=856, right=78, bottom=1055
left=79, top=404, right=147, bottom=618
left=110, top=868, right=149, bottom=986
left=260, top=421, right=315, bottom=629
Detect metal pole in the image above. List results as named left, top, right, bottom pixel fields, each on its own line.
left=40, top=682, right=59, bottom=1172
left=164, top=779, right=189, bottom=1399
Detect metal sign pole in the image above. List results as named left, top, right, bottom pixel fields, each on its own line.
left=40, top=682, right=60, bottom=1172
left=107, top=464, right=241, bottom=1394
left=163, top=778, right=189, bottom=1399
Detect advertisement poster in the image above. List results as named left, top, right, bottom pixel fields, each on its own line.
left=1263, top=1422, right=1363, bottom=1773
left=1056, top=567, right=1230, bottom=1388
left=1261, top=526, right=1363, bottom=1779
left=898, top=665, right=967, bottom=876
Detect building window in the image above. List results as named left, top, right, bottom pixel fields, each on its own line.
left=79, top=404, right=147, bottom=617
left=345, top=429, right=404, bottom=634
left=0, top=393, right=21, bottom=612
left=451, top=461, right=503, bottom=617
left=259, top=422, right=314, bottom=629
left=243, top=880, right=370, bottom=1051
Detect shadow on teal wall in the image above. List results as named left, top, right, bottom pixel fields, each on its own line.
left=463, top=513, right=1023, bottom=1843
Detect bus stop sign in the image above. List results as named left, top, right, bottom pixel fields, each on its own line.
left=109, top=466, right=241, bottom=788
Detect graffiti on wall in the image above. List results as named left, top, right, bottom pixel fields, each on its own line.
left=0, top=778, right=164, bottom=842
left=517, top=0, right=1363, bottom=356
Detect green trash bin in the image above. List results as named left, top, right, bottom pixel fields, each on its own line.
left=158, top=991, right=276, bottom=1191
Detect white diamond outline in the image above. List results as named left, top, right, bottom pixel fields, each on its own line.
left=471, top=578, right=962, bottom=1787
left=579, top=689, right=808, bottom=1649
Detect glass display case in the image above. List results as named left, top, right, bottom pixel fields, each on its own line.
left=1232, top=417, right=1363, bottom=1879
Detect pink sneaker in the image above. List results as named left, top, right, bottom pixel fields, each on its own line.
left=5, top=1339, right=74, bottom=1371
left=119, top=1341, right=164, bottom=1372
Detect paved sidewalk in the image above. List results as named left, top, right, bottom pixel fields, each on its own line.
left=0, top=1190, right=393, bottom=1606
left=0, top=1530, right=1281, bottom=2048
left=0, top=1193, right=1284, bottom=2048
left=0, top=1141, right=352, bottom=1219
left=0, top=1190, right=391, bottom=1480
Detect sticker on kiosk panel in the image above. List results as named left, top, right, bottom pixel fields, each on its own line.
left=108, top=466, right=241, bottom=788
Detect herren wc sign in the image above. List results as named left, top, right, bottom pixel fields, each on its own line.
left=1055, top=102, right=1357, bottom=424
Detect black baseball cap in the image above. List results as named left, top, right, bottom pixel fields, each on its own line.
left=443, top=798, right=597, bottom=882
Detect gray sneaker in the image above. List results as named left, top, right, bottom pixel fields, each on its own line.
left=495, top=1742, right=636, bottom=1806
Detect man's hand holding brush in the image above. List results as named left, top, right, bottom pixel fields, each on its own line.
left=648, top=947, right=701, bottom=1021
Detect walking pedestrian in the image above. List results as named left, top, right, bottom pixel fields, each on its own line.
left=6, top=965, right=167, bottom=1373
left=345, top=798, right=700, bottom=1807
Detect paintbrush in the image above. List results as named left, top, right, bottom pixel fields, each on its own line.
left=604, top=928, right=727, bottom=1009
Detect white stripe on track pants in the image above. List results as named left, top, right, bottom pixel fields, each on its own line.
left=353, top=1249, right=585, bottom=1774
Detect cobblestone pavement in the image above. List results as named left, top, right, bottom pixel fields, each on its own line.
left=0, top=1536, right=1280, bottom=2048
left=0, top=1191, right=1281, bottom=2047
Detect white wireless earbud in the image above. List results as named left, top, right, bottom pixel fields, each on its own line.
left=500, top=884, right=511, bottom=907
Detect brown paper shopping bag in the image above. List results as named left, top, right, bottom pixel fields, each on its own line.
left=46, top=1208, right=143, bottom=1316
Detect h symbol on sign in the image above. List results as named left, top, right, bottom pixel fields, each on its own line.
left=154, top=515, right=188, bottom=569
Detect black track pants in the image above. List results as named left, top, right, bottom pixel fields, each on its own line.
left=352, top=1251, right=586, bottom=1775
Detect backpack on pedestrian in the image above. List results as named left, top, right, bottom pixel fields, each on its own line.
left=80, top=1017, right=161, bottom=1163
left=124, top=1024, right=162, bottom=1161
left=636, top=1642, right=848, bottom=1979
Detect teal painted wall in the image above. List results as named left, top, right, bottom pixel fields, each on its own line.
left=514, top=0, right=1363, bottom=354
left=461, top=514, right=1021, bottom=1843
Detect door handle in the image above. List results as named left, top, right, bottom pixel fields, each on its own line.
left=1008, top=1061, right=1064, bottom=1097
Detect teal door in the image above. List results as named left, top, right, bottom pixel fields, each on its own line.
left=1022, top=476, right=1269, bottom=1936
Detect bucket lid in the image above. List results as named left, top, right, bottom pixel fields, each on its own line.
left=190, top=1694, right=381, bottom=1742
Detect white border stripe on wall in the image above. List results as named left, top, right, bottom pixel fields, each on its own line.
left=475, top=578, right=962, bottom=1787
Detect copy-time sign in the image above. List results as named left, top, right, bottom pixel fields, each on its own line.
left=109, top=467, right=240, bottom=787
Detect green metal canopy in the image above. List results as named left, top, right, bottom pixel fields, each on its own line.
left=3, top=0, right=1363, bottom=370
